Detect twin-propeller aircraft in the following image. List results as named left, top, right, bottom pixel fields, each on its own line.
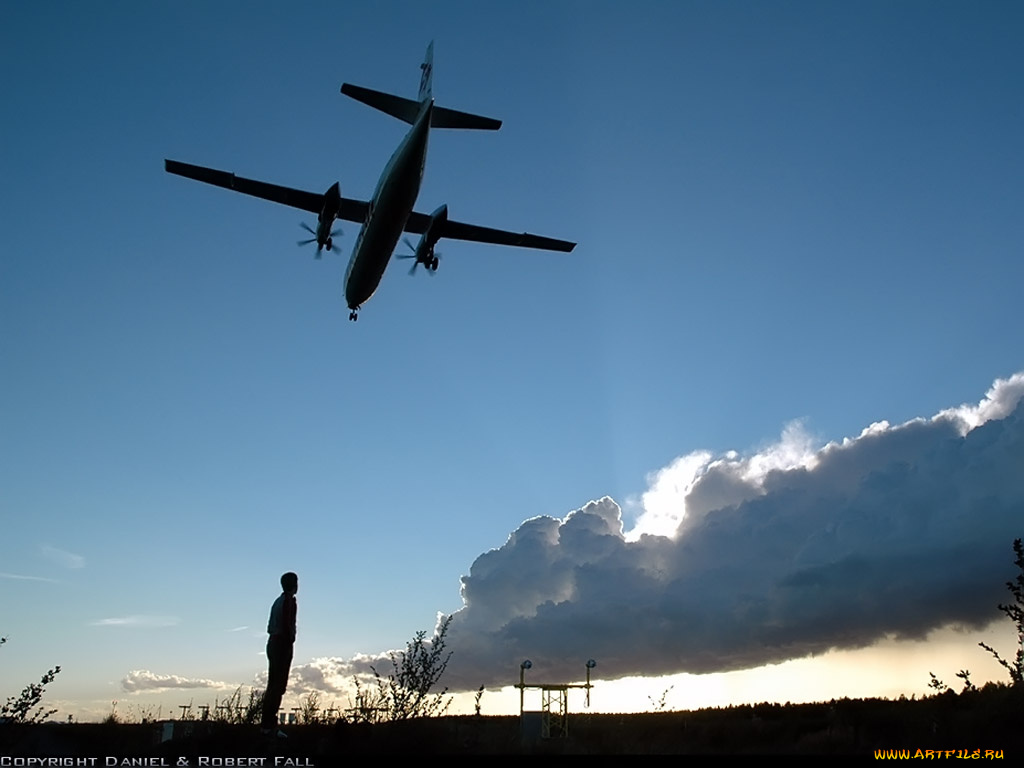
left=166, top=42, right=576, bottom=321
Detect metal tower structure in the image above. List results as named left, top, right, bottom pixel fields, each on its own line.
left=515, top=659, right=597, bottom=739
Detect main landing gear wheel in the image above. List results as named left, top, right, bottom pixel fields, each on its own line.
left=431, top=256, right=439, bottom=271
left=349, top=311, right=358, bottom=322
left=326, top=237, right=333, bottom=251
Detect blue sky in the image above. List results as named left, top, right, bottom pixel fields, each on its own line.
left=2, top=1, right=1023, bottom=720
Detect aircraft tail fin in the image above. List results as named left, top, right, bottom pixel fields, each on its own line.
left=340, top=85, right=502, bottom=130
left=340, top=41, right=501, bottom=130
left=418, top=41, right=433, bottom=103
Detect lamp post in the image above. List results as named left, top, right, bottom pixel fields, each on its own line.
left=519, top=659, right=532, bottom=714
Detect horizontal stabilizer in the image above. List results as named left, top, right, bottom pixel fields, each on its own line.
left=431, top=106, right=501, bottom=131
left=340, top=84, right=419, bottom=124
left=340, top=83, right=501, bottom=130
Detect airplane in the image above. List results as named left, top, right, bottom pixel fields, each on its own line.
left=165, top=42, right=576, bottom=321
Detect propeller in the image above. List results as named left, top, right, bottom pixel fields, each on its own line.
left=395, top=237, right=441, bottom=276
left=297, top=222, right=343, bottom=257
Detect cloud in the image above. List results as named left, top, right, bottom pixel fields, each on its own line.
left=939, top=374, right=1024, bottom=435
left=446, top=372, right=1024, bottom=686
left=92, top=615, right=180, bottom=628
left=305, top=372, right=1024, bottom=692
left=279, top=657, right=371, bottom=696
left=40, top=544, right=85, bottom=570
left=121, top=670, right=232, bottom=693
left=0, top=572, right=59, bottom=583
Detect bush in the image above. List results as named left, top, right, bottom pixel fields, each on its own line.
left=1, top=636, right=62, bottom=725
left=209, top=686, right=264, bottom=725
left=351, top=615, right=453, bottom=723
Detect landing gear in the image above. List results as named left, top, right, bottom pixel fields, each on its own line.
left=430, top=256, right=439, bottom=271
left=326, top=237, right=333, bottom=251
left=349, top=310, right=358, bottom=322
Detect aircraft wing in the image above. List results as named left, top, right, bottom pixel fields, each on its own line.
left=404, top=210, right=576, bottom=252
left=164, top=160, right=370, bottom=222
left=166, top=160, right=574, bottom=252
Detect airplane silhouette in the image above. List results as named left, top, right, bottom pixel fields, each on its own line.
left=166, top=42, right=575, bottom=321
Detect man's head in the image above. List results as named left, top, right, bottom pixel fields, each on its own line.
left=281, top=572, right=298, bottom=595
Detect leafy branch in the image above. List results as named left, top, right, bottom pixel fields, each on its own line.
left=1, top=636, right=62, bottom=724
left=978, top=538, right=1024, bottom=686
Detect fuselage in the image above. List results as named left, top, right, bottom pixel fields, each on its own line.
left=344, top=101, right=433, bottom=310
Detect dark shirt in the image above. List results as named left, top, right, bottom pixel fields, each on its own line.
left=267, top=592, right=297, bottom=642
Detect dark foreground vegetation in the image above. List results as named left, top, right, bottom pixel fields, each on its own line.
left=3, top=684, right=1022, bottom=756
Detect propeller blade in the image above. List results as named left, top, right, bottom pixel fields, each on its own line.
left=331, top=226, right=344, bottom=239
left=298, top=237, right=317, bottom=246
left=402, top=237, right=417, bottom=253
left=408, top=262, right=418, bottom=276
left=300, top=221, right=317, bottom=236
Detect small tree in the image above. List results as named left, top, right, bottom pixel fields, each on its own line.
left=298, top=691, right=322, bottom=724
left=955, top=669, right=976, bottom=693
left=102, top=700, right=119, bottom=725
left=648, top=684, right=675, bottom=712
left=927, top=672, right=948, bottom=693
left=474, top=684, right=485, bottom=716
left=978, top=538, right=1024, bottom=686
left=354, top=615, right=454, bottom=722
left=243, top=688, right=265, bottom=725
left=1, top=636, right=62, bottom=724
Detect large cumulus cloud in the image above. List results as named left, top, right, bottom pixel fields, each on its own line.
left=294, top=373, right=1024, bottom=692
left=437, top=373, right=1024, bottom=687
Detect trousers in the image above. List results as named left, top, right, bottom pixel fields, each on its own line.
left=261, top=634, right=294, bottom=728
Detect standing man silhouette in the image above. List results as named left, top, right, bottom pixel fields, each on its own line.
left=261, top=571, right=297, bottom=736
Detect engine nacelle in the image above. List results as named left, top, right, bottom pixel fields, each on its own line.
left=320, top=181, right=342, bottom=221
left=414, top=203, right=448, bottom=268
left=316, top=181, right=343, bottom=247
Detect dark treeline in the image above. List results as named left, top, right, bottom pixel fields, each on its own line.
left=4, top=683, right=1022, bottom=755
